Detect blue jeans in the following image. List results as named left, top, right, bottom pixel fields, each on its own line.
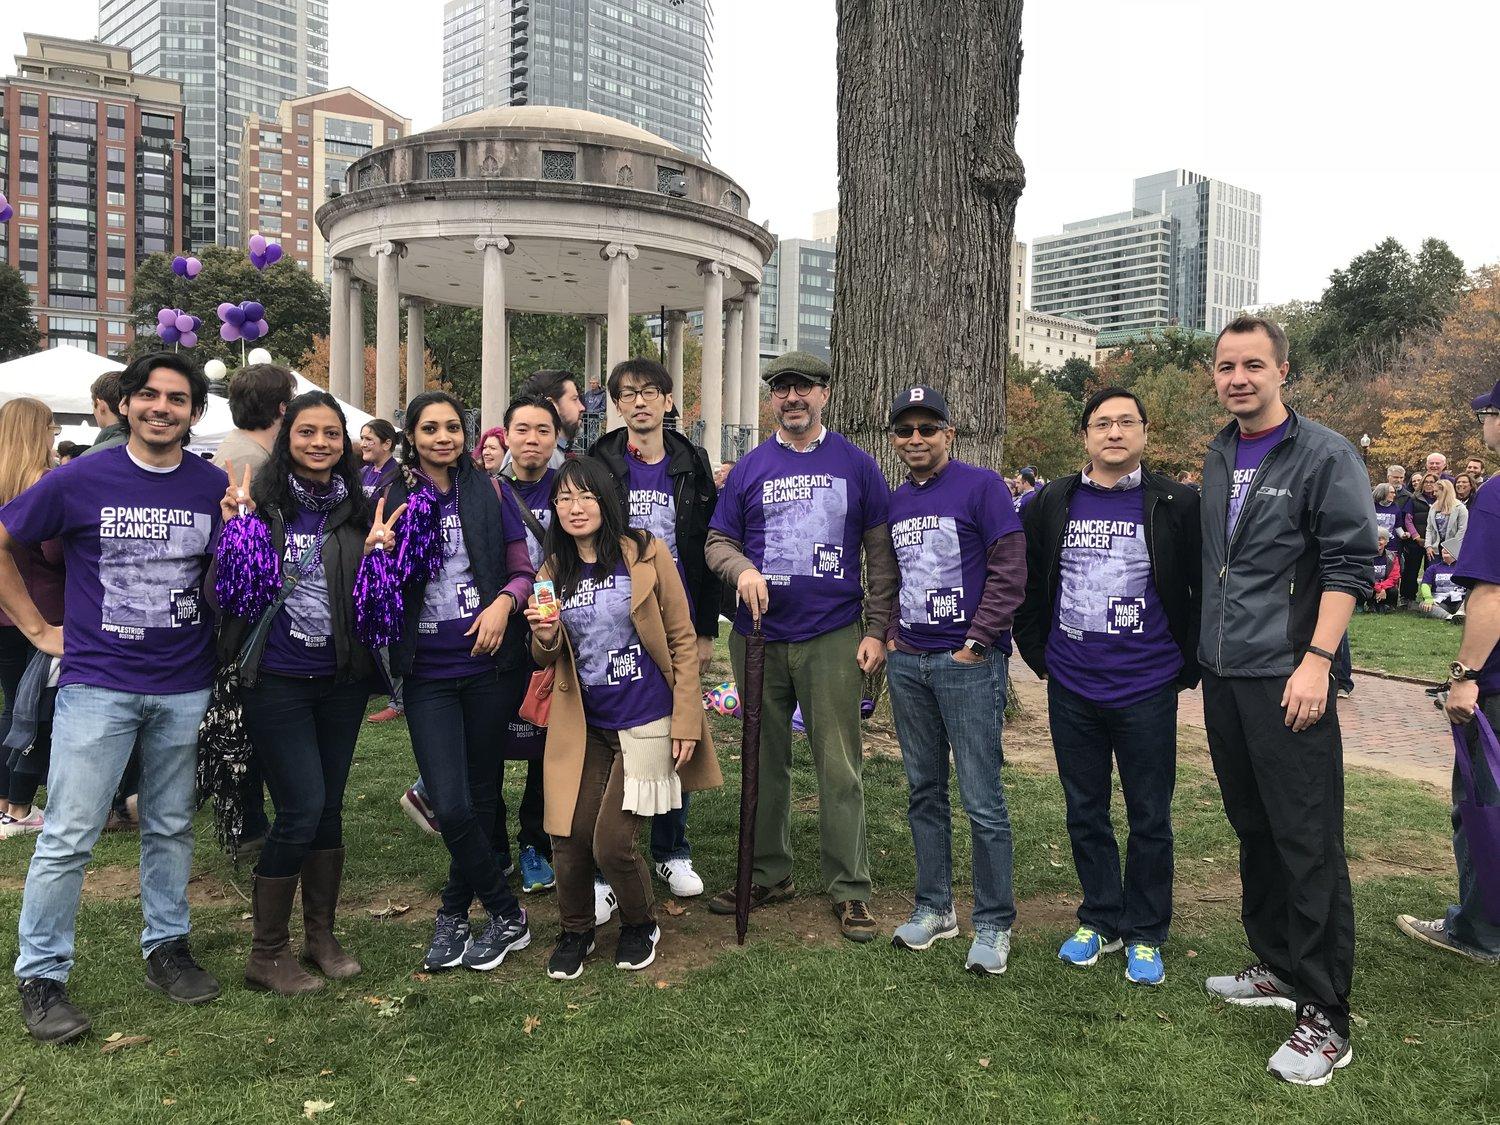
left=886, top=648, right=1016, bottom=930
left=650, top=795, right=691, bottom=863
left=1048, top=679, right=1177, bottom=946
left=1446, top=694, right=1500, bottom=954
left=404, top=670, right=522, bottom=920
left=16, top=683, right=211, bottom=982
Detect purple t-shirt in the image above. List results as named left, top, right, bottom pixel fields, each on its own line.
left=412, top=485, right=525, bottom=679
left=1455, top=478, right=1500, bottom=691
left=260, top=505, right=336, bottom=678
left=560, top=563, right=673, bottom=730
left=889, top=459, right=1021, bottom=652
left=1014, top=488, right=1037, bottom=516
left=626, top=456, right=691, bottom=611
left=709, top=431, right=890, bottom=643
left=1045, top=483, right=1183, bottom=708
left=509, top=469, right=556, bottom=571
left=360, top=460, right=397, bottom=500
left=0, top=445, right=224, bottom=694
left=1371, top=548, right=1397, bottom=586
left=1226, top=418, right=1291, bottom=537
left=1425, top=562, right=1463, bottom=605
left=1374, top=501, right=1406, bottom=544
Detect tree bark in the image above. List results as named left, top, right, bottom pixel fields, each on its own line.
left=830, top=0, right=1026, bottom=478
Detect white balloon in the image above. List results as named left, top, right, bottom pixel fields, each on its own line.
left=247, top=347, right=274, bottom=366
left=204, top=358, right=228, bottom=380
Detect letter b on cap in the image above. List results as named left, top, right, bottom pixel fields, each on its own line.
left=909, top=387, right=925, bottom=402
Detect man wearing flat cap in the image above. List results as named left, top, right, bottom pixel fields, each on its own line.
left=704, top=351, right=898, bottom=942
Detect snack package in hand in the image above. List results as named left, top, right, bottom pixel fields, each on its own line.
left=534, top=579, right=559, bottom=622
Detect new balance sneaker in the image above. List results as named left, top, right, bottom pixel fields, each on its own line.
left=547, top=930, right=596, bottom=980
left=593, top=879, right=619, bottom=927
left=0, top=809, right=43, bottom=838
left=615, top=922, right=661, bottom=970
left=422, top=912, right=471, bottom=971
left=461, top=909, right=531, bottom=971
left=965, top=927, right=1011, bottom=975
left=891, top=907, right=959, bottom=952
left=1124, top=943, right=1166, bottom=986
left=519, top=847, right=556, bottom=893
left=1267, top=1006, right=1353, bottom=1086
left=18, top=978, right=90, bottom=1045
left=653, top=857, right=705, bottom=898
left=1204, top=962, right=1297, bottom=1009
left=1058, top=926, right=1122, bottom=968
left=399, top=787, right=440, bottom=837
left=1397, top=915, right=1500, bottom=964
left=144, top=939, right=221, bottom=1005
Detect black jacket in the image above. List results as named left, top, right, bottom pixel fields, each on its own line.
left=592, top=426, right=722, bottom=637
left=383, top=457, right=533, bottom=677
left=215, top=495, right=378, bottom=688
left=1014, top=467, right=1203, bottom=690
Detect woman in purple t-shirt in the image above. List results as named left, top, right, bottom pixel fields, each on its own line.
left=213, top=391, right=377, bottom=996
left=526, top=456, right=720, bottom=980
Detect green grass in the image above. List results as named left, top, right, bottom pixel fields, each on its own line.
left=0, top=651, right=1494, bottom=1123
left=1347, top=611, right=1460, bottom=681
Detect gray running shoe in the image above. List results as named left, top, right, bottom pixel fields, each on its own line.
left=1396, top=915, right=1500, bottom=964
left=965, top=927, right=1011, bottom=975
left=1267, top=1006, right=1353, bottom=1086
left=1205, top=962, right=1296, bottom=1010
left=892, top=907, right=959, bottom=952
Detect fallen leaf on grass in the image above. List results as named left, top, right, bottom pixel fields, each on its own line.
left=522, top=1015, right=541, bottom=1035
left=663, top=900, right=686, bottom=917
left=566, top=1003, right=580, bottom=1011
left=240, top=912, right=252, bottom=921
left=1155, top=1012, right=1172, bottom=1024
left=1350, top=1013, right=1368, bottom=1027
left=655, top=980, right=670, bottom=990
left=978, top=1058, right=990, bottom=1068
left=412, top=972, right=431, bottom=982
left=1185, top=949, right=1198, bottom=959
left=165, top=1048, right=181, bottom=1057
left=368, top=900, right=411, bottom=919
left=105, top=1031, right=123, bottom=1042
left=404, top=1076, right=418, bottom=1084
left=162, top=1098, right=177, bottom=1106
left=101, top=1035, right=152, bottom=1054
left=319, top=1069, right=333, bottom=1077
left=266, top=1037, right=276, bottom=1044
left=1048, top=860, right=1063, bottom=869
left=1403, top=1035, right=1422, bottom=1045
left=303, top=1100, right=335, bottom=1120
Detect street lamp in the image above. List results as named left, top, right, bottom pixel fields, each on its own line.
left=1359, top=432, right=1371, bottom=476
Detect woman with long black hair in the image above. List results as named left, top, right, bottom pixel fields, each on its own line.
left=363, top=390, right=536, bottom=972
left=215, top=390, right=376, bottom=995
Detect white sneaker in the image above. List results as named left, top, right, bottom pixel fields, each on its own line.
left=653, top=857, right=704, bottom=898
left=593, top=879, right=618, bottom=927
left=1267, top=1006, right=1353, bottom=1086
left=0, top=810, right=43, bottom=839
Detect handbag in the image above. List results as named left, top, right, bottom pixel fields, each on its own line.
left=1452, top=711, right=1500, bottom=924
left=519, top=665, right=555, bottom=728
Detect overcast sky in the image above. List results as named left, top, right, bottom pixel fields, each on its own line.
left=8, top=0, right=1497, bottom=304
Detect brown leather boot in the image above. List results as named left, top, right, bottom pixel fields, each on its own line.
left=245, top=874, right=324, bottom=995
left=301, top=848, right=361, bottom=979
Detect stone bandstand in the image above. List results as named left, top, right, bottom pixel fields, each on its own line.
left=316, top=105, right=776, bottom=460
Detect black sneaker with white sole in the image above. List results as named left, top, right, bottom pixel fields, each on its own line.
left=462, top=909, right=530, bottom=971
left=423, top=912, right=471, bottom=970
left=615, top=922, right=661, bottom=971
left=547, top=930, right=596, bottom=980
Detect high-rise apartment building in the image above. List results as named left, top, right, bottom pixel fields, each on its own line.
left=238, top=89, right=409, bottom=285
left=0, top=33, right=188, bottom=352
left=760, top=237, right=835, bottom=362
left=441, top=0, right=712, bottom=158
left=1030, top=169, right=1261, bottom=340
left=99, top=0, right=329, bottom=250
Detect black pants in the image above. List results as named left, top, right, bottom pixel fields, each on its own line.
left=0, top=626, right=33, bottom=802
left=242, top=673, right=370, bottom=878
left=1201, top=670, right=1355, bottom=1036
left=1400, top=539, right=1426, bottom=603
left=496, top=757, right=549, bottom=863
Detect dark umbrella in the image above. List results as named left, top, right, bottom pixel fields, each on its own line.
left=735, top=620, right=765, bottom=944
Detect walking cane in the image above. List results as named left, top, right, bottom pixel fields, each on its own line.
left=735, top=619, right=765, bottom=945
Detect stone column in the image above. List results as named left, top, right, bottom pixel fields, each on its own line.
left=665, top=310, right=687, bottom=416
left=329, top=258, right=350, bottom=403
left=740, top=282, right=762, bottom=444
left=583, top=315, right=603, bottom=389
left=476, top=235, right=512, bottom=431
left=724, top=299, right=744, bottom=432
left=347, top=279, right=365, bottom=412
left=370, top=240, right=403, bottom=422
left=601, top=242, right=638, bottom=433
left=698, top=260, right=729, bottom=463
left=505, top=309, right=517, bottom=401
left=403, top=297, right=426, bottom=409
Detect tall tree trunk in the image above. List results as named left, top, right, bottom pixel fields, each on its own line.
left=830, top=0, right=1025, bottom=479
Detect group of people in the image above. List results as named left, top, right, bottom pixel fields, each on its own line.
left=1369, top=454, right=1482, bottom=621
left=0, top=314, right=1494, bottom=1092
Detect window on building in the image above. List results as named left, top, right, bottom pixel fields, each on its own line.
left=297, top=113, right=311, bottom=127
left=296, top=240, right=309, bottom=252
left=107, top=212, right=125, bottom=228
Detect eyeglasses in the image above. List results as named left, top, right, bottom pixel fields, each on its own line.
left=770, top=378, right=820, bottom=399
left=1085, top=418, right=1144, bottom=434
left=616, top=385, right=664, bottom=404
left=891, top=423, right=946, bottom=438
left=555, top=491, right=599, bottom=508
left=1475, top=410, right=1500, bottom=423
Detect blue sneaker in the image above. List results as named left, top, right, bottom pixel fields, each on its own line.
left=1058, top=926, right=1122, bottom=968
left=462, top=909, right=531, bottom=971
left=422, top=912, right=471, bottom=971
left=1124, top=943, right=1165, bottom=986
left=519, top=847, right=556, bottom=893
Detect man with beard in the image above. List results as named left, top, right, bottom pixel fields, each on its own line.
left=704, top=351, right=898, bottom=942
left=592, top=358, right=720, bottom=902
left=0, top=353, right=226, bottom=1043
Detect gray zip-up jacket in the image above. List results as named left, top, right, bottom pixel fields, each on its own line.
left=1200, top=408, right=1376, bottom=678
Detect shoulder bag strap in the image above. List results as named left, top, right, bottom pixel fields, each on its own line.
left=494, top=476, right=549, bottom=544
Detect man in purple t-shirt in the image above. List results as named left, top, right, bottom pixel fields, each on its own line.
left=1397, top=381, right=1500, bottom=964
left=704, top=351, right=898, bottom=943
left=1014, top=387, right=1201, bottom=989
left=0, top=354, right=226, bottom=1044
left=881, top=386, right=1024, bottom=974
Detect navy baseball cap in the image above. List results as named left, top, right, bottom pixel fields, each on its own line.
left=1473, top=380, right=1500, bottom=411
left=888, top=386, right=952, bottom=427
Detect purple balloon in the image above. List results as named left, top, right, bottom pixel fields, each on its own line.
left=160, top=325, right=181, bottom=344
left=171, top=255, right=188, bottom=277
left=217, top=301, right=234, bottom=318
left=249, top=234, right=267, bottom=254
left=255, top=319, right=269, bottom=337
left=0, top=205, right=11, bottom=224
left=190, top=316, right=202, bottom=331
left=241, top=320, right=261, bottom=342
left=174, top=313, right=194, bottom=333
left=264, top=243, right=283, bottom=265
left=225, top=306, right=246, bottom=327
left=179, top=331, right=198, bottom=349
left=185, top=256, right=202, bottom=278
left=243, top=302, right=265, bottom=322
left=157, top=307, right=177, bottom=327
left=220, top=323, right=242, bottom=342
left=250, top=252, right=267, bottom=270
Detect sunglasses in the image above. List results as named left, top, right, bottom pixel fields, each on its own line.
left=891, top=423, right=947, bottom=438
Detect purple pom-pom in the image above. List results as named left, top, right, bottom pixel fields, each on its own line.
left=354, top=546, right=404, bottom=648
left=215, top=513, right=281, bottom=620
left=398, top=485, right=445, bottom=586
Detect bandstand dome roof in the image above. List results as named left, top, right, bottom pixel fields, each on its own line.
left=432, top=104, right=681, bottom=152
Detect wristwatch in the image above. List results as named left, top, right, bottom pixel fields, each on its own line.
left=963, top=639, right=988, bottom=658
left=1450, top=661, right=1480, bottom=683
